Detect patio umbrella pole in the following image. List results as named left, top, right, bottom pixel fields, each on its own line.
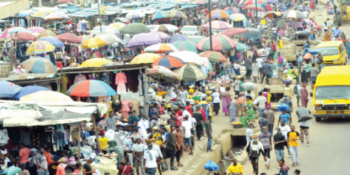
left=255, top=0, right=258, bottom=26
left=98, top=0, right=102, bottom=33
left=208, top=0, right=213, bottom=50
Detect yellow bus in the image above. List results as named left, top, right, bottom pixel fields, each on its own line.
left=313, top=65, right=350, bottom=122
left=315, top=41, right=348, bottom=66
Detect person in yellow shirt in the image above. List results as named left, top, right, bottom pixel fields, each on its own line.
left=99, top=131, right=109, bottom=150
left=287, top=125, right=300, bottom=167
left=227, top=158, right=243, bottom=175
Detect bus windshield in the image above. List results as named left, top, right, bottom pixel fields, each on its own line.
left=315, top=86, right=350, bottom=99
left=341, top=0, right=350, bottom=6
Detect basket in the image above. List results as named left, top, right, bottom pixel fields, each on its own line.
left=233, top=124, right=243, bottom=129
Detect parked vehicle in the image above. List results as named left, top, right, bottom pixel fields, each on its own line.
left=180, top=25, right=199, bottom=36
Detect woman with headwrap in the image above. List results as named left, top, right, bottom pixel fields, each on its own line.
left=300, top=84, right=309, bottom=108
left=229, top=97, right=239, bottom=123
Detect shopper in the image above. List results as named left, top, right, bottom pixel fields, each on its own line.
left=212, top=89, right=221, bottom=116
left=254, top=91, right=267, bottom=118
left=83, top=158, right=95, bottom=175
left=279, top=109, right=291, bottom=125
left=193, top=105, right=204, bottom=141
left=274, top=127, right=287, bottom=164
left=258, top=113, right=269, bottom=132
left=288, top=125, right=301, bottom=167
left=144, top=144, right=160, bottom=175
left=17, top=143, right=30, bottom=170
left=166, top=126, right=178, bottom=170
left=104, top=111, right=118, bottom=131
left=258, top=126, right=272, bottom=169
left=264, top=106, right=274, bottom=134
left=35, top=148, right=49, bottom=175
left=205, top=116, right=213, bottom=152
left=182, top=116, right=193, bottom=155
left=174, top=126, right=184, bottom=167
left=132, top=138, right=145, bottom=175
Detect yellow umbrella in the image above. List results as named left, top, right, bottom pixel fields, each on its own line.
left=20, top=91, right=73, bottom=102
left=108, top=22, right=125, bottom=30
left=32, top=9, right=52, bottom=17
left=26, top=41, right=55, bottom=56
left=81, top=38, right=107, bottom=49
left=79, top=58, right=112, bottom=67
left=130, top=53, right=161, bottom=64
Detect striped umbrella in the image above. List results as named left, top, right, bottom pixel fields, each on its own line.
left=241, top=0, right=266, bottom=5
left=201, top=20, right=231, bottom=30
left=194, top=0, right=208, bottom=4
left=169, top=51, right=204, bottom=65
left=14, top=86, right=50, bottom=100
left=282, top=10, right=305, bottom=19
left=20, top=91, right=73, bottom=102
left=152, top=11, right=170, bottom=20
left=152, top=55, right=185, bottom=69
left=235, top=42, right=249, bottom=51
left=245, top=4, right=272, bottom=11
left=81, top=38, right=107, bottom=49
left=229, top=13, right=247, bottom=22
left=263, top=11, right=283, bottom=18
left=66, top=80, right=116, bottom=97
left=79, top=58, right=112, bottom=67
left=21, top=57, right=56, bottom=73
left=25, top=41, right=55, bottom=56
left=152, top=24, right=178, bottom=32
left=199, top=51, right=227, bottom=63
left=170, top=33, right=187, bottom=43
left=44, top=12, right=70, bottom=21
left=196, top=35, right=236, bottom=51
left=37, top=30, right=57, bottom=39
left=173, top=40, right=198, bottom=53
left=221, top=28, right=249, bottom=36
left=57, top=33, right=80, bottom=44
left=77, top=35, right=92, bottom=43
left=10, top=32, right=36, bottom=41
left=1, top=27, right=32, bottom=38
left=169, top=10, right=188, bottom=18
left=208, top=10, right=229, bottom=19
left=126, top=11, right=145, bottom=19
left=120, top=23, right=150, bottom=35
left=224, top=7, right=239, bottom=14
left=130, top=53, right=161, bottom=64
left=95, top=33, right=121, bottom=45
left=108, top=22, right=125, bottom=30
left=38, top=36, right=64, bottom=47
left=173, top=64, right=207, bottom=81
left=144, top=43, right=178, bottom=52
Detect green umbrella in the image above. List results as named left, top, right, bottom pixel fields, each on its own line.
left=173, top=40, right=198, bottom=53
left=235, top=42, right=249, bottom=51
left=173, top=64, right=206, bottom=81
left=199, top=51, right=227, bottom=63
left=120, top=23, right=150, bottom=35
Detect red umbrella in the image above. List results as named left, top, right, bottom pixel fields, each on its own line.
left=57, top=33, right=80, bottom=44
left=221, top=28, right=249, bottom=36
left=303, top=53, right=312, bottom=60
left=10, top=32, right=36, bottom=41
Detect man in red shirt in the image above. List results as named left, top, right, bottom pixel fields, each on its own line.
left=271, top=42, right=276, bottom=52
left=44, top=148, right=53, bottom=174
left=17, top=143, right=30, bottom=170
left=185, top=101, right=193, bottom=116
left=176, top=106, right=183, bottom=117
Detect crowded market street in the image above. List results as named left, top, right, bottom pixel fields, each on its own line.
left=0, top=0, right=349, bottom=175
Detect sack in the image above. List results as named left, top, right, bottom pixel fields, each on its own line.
left=161, top=161, right=169, bottom=172
left=278, top=103, right=290, bottom=112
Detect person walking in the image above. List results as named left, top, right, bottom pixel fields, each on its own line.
left=212, top=89, right=221, bottom=116
left=279, top=109, right=291, bottom=125
left=245, top=56, right=253, bottom=80
left=274, top=127, right=287, bottom=164
left=193, top=105, right=204, bottom=141
left=132, top=138, right=145, bottom=175
left=182, top=116, right=193, bottom=155
left=35, top=148, right=49, bottom=175
left=294, top=82, right=301, bottom=107
left=254, top=91, right=267, bottom=118
left=174, top=126, right=184, bottom=168
left=264, top=106, right=274, bottom=134
left=277, top=159, right=290, bottom=175
left=287, top=125, right=300, bottom=167
left=166, top=126, right=178, bottom=170
left=227, top=158, right=243, bottom=175
left=222, top=87, right=232, bottom=116
left=258, top=126, right=272, bottom=169
left=259, top=113, right=269, bottom=132
left=229, top=97, right=238, bottom=123
left=310, top=63, right=319, bottom=87
left=261, top=60, right=272, bottom=84
left=246, top=135, right=265, bottom=174
left=144, top=144, right=160, bottom=175
left=300, top=84, right=309, bottom=108
left=299, top=119, right=311, bottom=147
left=17, top=143, right=30, bottom=170
left=252, top=60, right=260, bottom=82
left=205, top=116, right=213, bottom=152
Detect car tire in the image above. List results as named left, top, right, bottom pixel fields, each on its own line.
left=315, top=117, right=321, bottom=122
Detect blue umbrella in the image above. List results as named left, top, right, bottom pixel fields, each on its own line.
left=14, top=85, right=50, bottom=100
left=308, top=49, right=318, bottom=55
left=38, top=36, right=64, bottom=47
left=152, top=11, right=170, bottom=20
left=204, top=160, right=219, bottom=171
left=170, top=33, right=187, bottom=43
left=0, top=81, right=22, bottom=98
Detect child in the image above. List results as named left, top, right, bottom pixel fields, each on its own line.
left=19, top=163, right=30, bottom=175
left=74, top=163, right=82, bottom=175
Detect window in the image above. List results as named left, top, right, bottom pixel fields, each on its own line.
left=315, top=47, right=340, bottom=56
left=315, top=86, right=350, bottom=99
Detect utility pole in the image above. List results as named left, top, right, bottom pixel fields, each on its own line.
left=208, top=0, right=212, bottom=50
left=97, top=0, right=102, bottom=33
left=255, top=0, right=258, bottom=26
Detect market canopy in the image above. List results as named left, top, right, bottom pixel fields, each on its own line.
left=0, top=101, right=107, bottom=127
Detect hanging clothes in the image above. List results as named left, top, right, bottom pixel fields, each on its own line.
left=130, top=99, right=141, bottom=116
left=125, top=71, right=139, bottom=93
left=100, top=72, right=110, bottom=84
left=121, top=99, right=131, bottom=119
left=115, top=72, right=127, bottom=94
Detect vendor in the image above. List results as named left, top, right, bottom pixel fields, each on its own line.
left=56, top=158, right=67, bottom=175
left=83, top=158, right=95, bottom=175
left=240, top=104, right=256, bottom=127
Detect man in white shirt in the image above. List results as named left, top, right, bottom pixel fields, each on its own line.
left=182, top=116, right=193, bottom=155
left=253, top=91, right=267, bottom=118
left=246, top=123, right=254, bottom=145
left=212, top=90, right=221, bottom=116
left=143, top=144, right=159, bottom=175
left=138, top=115, right=150, bottom=140
left=182, top=107, right=192, bottom=118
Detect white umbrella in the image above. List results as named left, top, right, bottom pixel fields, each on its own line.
left=95, top=33, right=121, bottom=45
left=173, top=64, right=207, bottom=81
left=282, top=10, right=305, bottom=19
left=147, top=66, right=179, bottom=79
left=170, top=51, right=204, bottom=66
left=125, top=10, right=145, bottom=19
left=152, top=24, right=179, bottom=32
